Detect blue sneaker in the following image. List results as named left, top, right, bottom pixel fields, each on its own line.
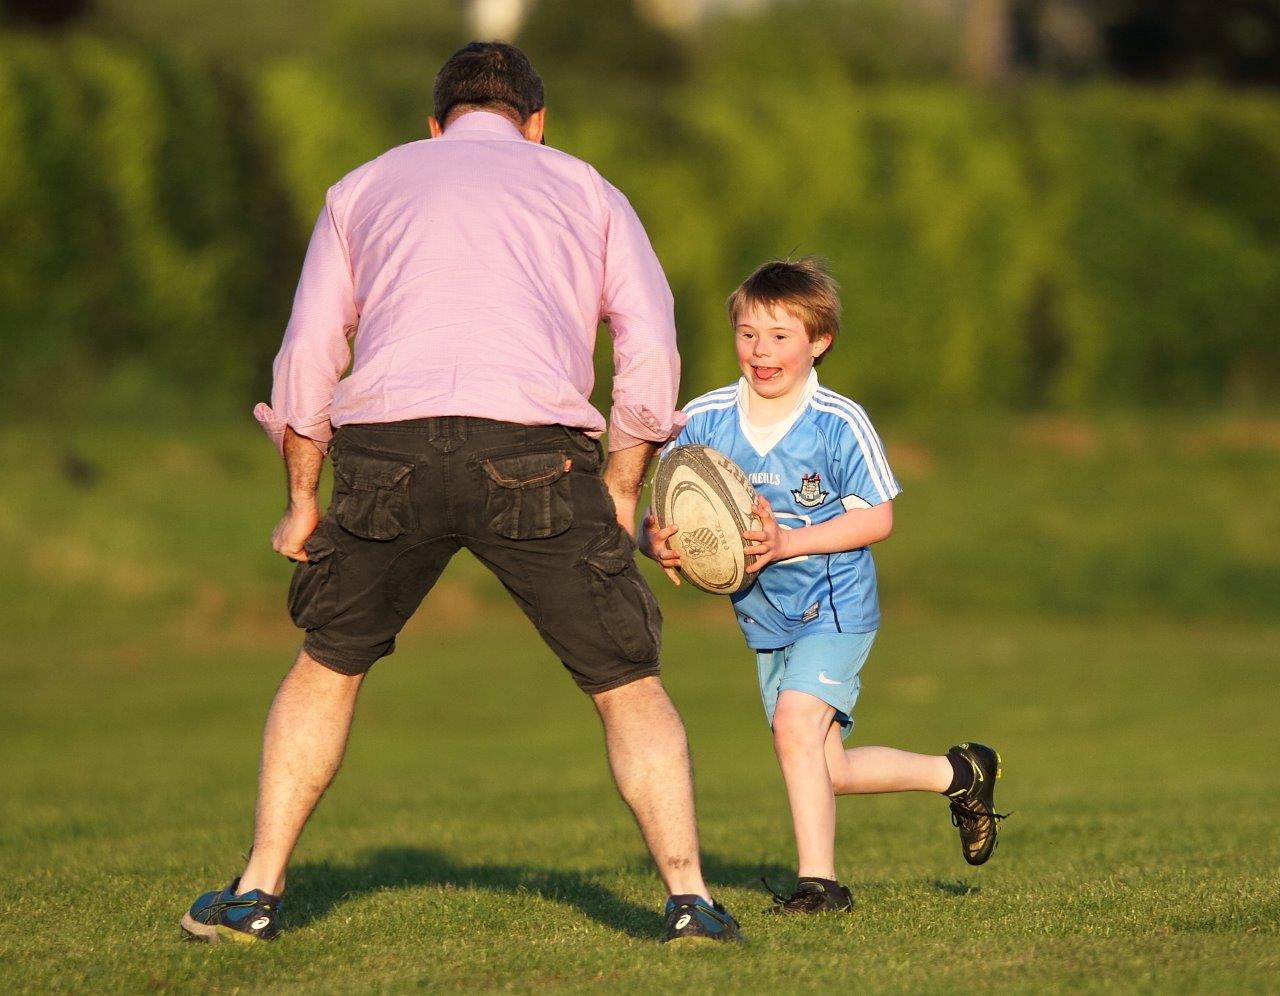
left=180, top=878, right=283, bottom=943
left=662, top=896, right=744, bottom=943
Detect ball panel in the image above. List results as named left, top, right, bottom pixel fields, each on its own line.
left=652, top=444, right=760, bottom=595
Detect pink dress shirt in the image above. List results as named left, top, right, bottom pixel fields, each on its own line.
left=253, top=111, right=683, bottom=455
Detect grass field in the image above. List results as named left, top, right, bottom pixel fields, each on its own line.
left=2, top=416, right=1278, bottom=991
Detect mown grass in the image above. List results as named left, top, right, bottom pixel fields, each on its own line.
left=1, top=416, right=1277, bottom=991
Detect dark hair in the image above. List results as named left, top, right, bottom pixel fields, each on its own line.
left=433, top=41, right=544, bottom=126
left=727, top=257, right=841, bottom=365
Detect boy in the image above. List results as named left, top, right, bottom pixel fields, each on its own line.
left=641, top=258, right=1005, bottom=913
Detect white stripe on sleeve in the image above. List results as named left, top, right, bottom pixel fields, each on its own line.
left=809, top=399, right=892, bottom=502
left=815, top=392, right=900, bottom=496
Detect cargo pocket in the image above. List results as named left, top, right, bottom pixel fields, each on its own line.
left=331, top=448, right=415, bottom=541
left=287, top=526, right=340, bottom=631
left=583, top=528, right=662, bottom=663
left=481, top=449, right=573, bottom=540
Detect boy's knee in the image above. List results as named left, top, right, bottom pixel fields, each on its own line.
left=771, top=712, right=818, bottom=758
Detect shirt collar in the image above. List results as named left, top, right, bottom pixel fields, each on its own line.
left=437, top=110, right=527, bottom=142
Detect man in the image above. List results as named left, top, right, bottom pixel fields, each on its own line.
left=180, top=42, right=742, bottom=945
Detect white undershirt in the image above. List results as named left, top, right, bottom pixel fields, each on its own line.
left=738, top=369, right=820, bottom=455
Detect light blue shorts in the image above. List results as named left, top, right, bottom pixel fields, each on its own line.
left=756, top=631, right=877, bottom=741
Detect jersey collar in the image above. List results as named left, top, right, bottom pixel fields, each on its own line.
left=736, top=369, right=820, bottom=456
left=736, top=368, right=820, bottom=422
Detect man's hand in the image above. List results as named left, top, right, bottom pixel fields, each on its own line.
left=640, top=509, right=682, bottom=586
left=602, top=441, right=658, bottom=539
left=273, top=503, right=321, bottom=562
left=275, top=425, right=326, bottom=561
left=743, top=495, right=792, bottom=574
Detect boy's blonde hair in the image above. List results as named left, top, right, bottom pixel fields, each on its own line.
left=726, top=257, right=841, bottom=365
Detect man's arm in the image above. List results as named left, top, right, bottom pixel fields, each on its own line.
left=596, top=177, right=684, bottom=459
left=254, top=187, right=358, bottom=457
left=602, top=441, right=659, bottom=539
left=271, top=426, right=325, bottom=562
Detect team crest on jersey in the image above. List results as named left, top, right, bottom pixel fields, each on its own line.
left=791, top=472, right=828, bottom=508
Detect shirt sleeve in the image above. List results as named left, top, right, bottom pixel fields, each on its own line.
left=660, top=407, right=705, bottom=458
left=253, top=186, right=358, bottom=456
left=597, top=178, right=683, bottom=452
left=827, top=404, right=902, bottom=509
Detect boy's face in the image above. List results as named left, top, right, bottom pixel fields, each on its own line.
left=734, top=301, right=831, bottom=402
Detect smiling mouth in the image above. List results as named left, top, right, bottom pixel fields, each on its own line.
left=752, top=366, right=782, bottom=381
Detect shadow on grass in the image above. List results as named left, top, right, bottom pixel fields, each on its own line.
left=931, top=879, right=981, bottom=896
left=288, top=847, right=791, bottom=940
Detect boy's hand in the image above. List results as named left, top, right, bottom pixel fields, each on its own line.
left=641, top=509, right=682, bottom=586
left=743, top=495, right=791, bottom=573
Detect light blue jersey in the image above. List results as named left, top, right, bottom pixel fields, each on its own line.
left=666, top=371, right=900, bottom=650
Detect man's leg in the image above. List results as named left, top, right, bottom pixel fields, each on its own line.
left=592, top=676, right=710, bottom=903
left=237, top=648, right=364, bottom=896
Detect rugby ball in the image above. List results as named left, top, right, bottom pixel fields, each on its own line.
left=652, top=444, right=760, bottom=595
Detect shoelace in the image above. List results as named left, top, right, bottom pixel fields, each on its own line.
left=949, top=798, right=1013, bottom=830
left=761, top=876, right=829, bottom=911
left=761, top=876, right=790, bottom=904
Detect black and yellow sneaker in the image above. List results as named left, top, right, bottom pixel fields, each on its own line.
left=761, top=878, right=853, bottom=915
left=662, top=896, right=744, bottom=943
left=946, top=742, right=1008, bottom=866
left=180, top=878, right=283, bottom=943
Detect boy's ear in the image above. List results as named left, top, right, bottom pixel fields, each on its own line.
left=811, top=333, right=833, bottom=359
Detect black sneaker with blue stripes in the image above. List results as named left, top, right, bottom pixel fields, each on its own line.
left=662, top=896, right=744, bottom=943
left=181, top=878, right=283, bottom=943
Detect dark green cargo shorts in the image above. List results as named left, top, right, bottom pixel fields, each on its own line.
left=286, top=417, right=662, bottom=694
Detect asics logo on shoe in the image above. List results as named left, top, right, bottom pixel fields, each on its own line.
left=817, top=672, right=841, bottom=685
left=250, top=917, right=271, bottom=930
left=675, top=914, right=691, bottom=930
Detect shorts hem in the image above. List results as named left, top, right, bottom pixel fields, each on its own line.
left=777, top=682, right=855, bottom=724
left=577, top=664, right=661, bottom=696
left=302, top=637, right=391, bottom=676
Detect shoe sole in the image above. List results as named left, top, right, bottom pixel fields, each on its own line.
left=665, top=934, right=744, bottom=945
left=180, top=912, right=219, bottom=942
left=180, top=912, right=266, bottom=944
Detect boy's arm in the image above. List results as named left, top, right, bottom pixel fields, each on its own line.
left=744, top=497, right=893, bottom=573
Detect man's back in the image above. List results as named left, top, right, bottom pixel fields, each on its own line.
left=259, top=110, right=677, bottom=452
left=336, top=113, right=611, bottom=424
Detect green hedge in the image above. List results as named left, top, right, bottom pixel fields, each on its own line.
left=2, top=35, right=1277, bottom=416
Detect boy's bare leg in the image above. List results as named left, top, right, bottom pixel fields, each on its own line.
left=772, top=691, right=842, bottom=879
left=823, top=728, right=952, bottom=795
left=238, top=648, right=365, bottom=896
left=592, top=676, right=711, bottom=902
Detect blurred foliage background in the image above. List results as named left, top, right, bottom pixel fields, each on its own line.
left=2, top=0, right=1278, bottom=420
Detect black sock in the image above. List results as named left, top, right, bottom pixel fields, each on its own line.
left=669, top=893, right=702, bottom=907
left=944, top=749, right=971, bottom=797
left=798, top=876, right=841, bottom=893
